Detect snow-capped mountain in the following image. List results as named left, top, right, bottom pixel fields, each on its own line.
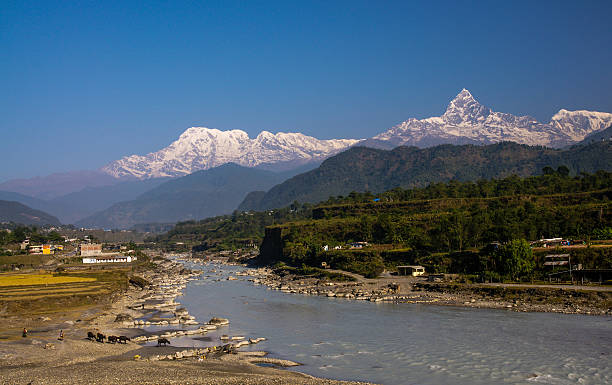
left=373, top=89, right=612, bottom=148
left=101, top=89, right=612, bottom=180
left=102, top=128, right=361, bottom=179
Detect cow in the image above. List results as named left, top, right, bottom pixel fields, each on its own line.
left=107, top=335, right=118, bottom=344
left=118, top=336, right=130, bottom=344
left=157, top=338, right=170, bottom=346
left=87, top=331, right=96, bottom=340
left=96, top=333, right=106, bottom=343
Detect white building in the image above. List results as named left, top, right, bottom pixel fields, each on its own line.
left=82, top=255, right=136, bottom=264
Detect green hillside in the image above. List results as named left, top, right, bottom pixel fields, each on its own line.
left=256, top=171, right=612, bottom=279
left=239, top=141, right=612, bottom=211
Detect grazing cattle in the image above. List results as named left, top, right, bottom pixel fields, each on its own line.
left=87, top=331, right=95, bottom=340
left=96, top=333, right=106, bottom=343
left=107, top=335, right=118, bottom=344
left=118, top=336, right=130, bottom=344
left=157, top=338, right=170, bottom=346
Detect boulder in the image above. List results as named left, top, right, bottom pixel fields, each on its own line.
left=114, top=314, right=133, bottom=322
left=208, top=317, right=229, bottom=325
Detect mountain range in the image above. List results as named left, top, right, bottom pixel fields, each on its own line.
left=100, top=89, right=612, bottom=180
left=1, top=89, right=611, bottom=227
left=101, top=129, right=359, bottom=179
left=0, top=178, right=169, bottom=224
left=369, top=89, right=612, bottom=149
left=75, top=163, right=308, bottom=229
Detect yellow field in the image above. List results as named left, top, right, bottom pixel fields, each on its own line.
left=0, top=270, right=128, bottom=319
left=0, top=273, right=97, bottom=287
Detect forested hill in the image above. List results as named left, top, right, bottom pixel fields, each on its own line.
left=256, top=171, right=612, bottom=278
left=0, top=200, right=61, bottom=226
left=578, top=124, right=612, bottom=145
left=239, top=141, right=612, bottom=211
left=155, top=171, right=612, bottom=257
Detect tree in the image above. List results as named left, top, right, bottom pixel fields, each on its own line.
left=556, top=165, right=570, bottom=177
left=542, top=166, right=555, bottom=175
left=494, top=239, right=535, bottom=280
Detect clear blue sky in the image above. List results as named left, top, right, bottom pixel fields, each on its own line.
left=2, top=0, right=612, bottom=181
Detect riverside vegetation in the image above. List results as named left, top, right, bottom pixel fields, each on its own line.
left=156, top=170, right=611, bottom=283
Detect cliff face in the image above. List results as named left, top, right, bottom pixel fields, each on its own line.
left=256, top=226, right=285, bottom=264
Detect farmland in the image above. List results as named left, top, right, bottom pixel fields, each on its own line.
left=0, top=270, right=128, bottom=317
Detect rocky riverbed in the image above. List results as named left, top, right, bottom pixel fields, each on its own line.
left=218, top=263, right=612, bottom=316
left=0, top=256, right=372, bottom=385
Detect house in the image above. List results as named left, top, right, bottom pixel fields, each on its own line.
left=80, top=243, right=102, bottom=256
left=28, top=245, right=43, bottom=254
left=543, top=254, right=570, bottom=267
left=397, top=265, right=425, bottom=276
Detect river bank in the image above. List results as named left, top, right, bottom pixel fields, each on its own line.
left=0, top=256, right=371, bottom=385
left=175, top=259, right=612, bottom=385
left=201, top=259, right=611, bottom=316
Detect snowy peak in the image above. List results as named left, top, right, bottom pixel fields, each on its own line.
left=101, top=89, right=611, bottom=180
left=549, top=109, right=612, bottom=142
left=374, top=89, right=612, bottom=148
left=443, top=89, right=491, bottom=125
left=102, top=127, right=361, bottom=179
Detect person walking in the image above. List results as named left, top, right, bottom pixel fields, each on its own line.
left=58, top=330, right=64, bottom=341
left=22, top=328, right=27, bottom=338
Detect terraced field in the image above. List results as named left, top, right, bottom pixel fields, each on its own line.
left=0, top=273, right=97, bottom=287
left=0, top=270, right=128, bottom=316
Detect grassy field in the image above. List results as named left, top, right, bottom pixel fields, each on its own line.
left=0, top=254, right=53, bottom=269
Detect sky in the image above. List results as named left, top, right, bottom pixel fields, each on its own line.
left=1, top=0, right=612, bottom=181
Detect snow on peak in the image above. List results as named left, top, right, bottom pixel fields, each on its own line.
left=102, top=127, right=361, bottom=179
left=101, top=90, right=611, bottom=180
left=374, top=89, right=612, bottom=148
left=443, top=89, right=490, bottom=124
left=549, top=109, right=612, bottom=142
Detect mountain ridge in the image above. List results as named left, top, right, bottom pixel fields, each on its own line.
left=372, top=89, right=612, bottom=149
left=238, top=141, right=612, bottom=212
left=102, top=128, right=360, bottom=179
left=0, top=200, right=61, bottom=226
left=100, top=89, right=612, bottom=180
left=76, top=163, right=305, bottom=229
left=2, top=89, right=611, bottom=194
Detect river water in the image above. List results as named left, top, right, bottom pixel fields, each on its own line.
left=168, top=261, right=611, bottom=385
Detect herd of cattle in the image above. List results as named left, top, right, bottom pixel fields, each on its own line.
left=87, top=331, right=170, bottom=346
left=87, top=331, right=131, bottom=344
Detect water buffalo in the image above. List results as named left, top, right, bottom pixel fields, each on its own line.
left=157, top=338, right=170, bottom=346
left=118, top=336, right=130, bottom=344
left=87, top=331, right=95, bottom=340
left=107, top=335, right=118, bottom=344
left=96, top=333, right=106, bottom=343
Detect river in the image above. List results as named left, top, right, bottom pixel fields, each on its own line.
left=164, top=261, right=611, bottom=385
